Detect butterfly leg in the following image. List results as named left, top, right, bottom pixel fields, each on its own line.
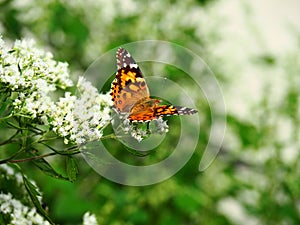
left=145, top=121, right=152, bottom=135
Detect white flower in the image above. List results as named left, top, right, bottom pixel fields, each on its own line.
left=130, top=128, right=147, bottom=142
left=50, top=77, right=112, bottom=145
left=0, top=165, right=42, bottom=200
left=117, top=117, right=169, bottom=142
left=0, top=165, right=47, bottom=224
left=0, top=193, right=51, bottom=225
left=83, top=212, right=98, bottom=225
left=0, top=37, right=73, bottom=122
left=150, top=117, right=169, bottom=134
left=0, top=164, right=14, bottom=176
left=217, top=197, right=259, bottom=225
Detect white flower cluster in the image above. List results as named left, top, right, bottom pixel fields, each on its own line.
left=120, top=117, right=169, bottom=142
left=0, top=36, right=114, bottom=145
left=150, top=118, right=169, bottom=135
left=0, top=193, right=50, bottom=225
left=83, top=212, right=98, bottom=225
left=0, top=164, right=43, bottom=203
left=0, top=164, right=23, bottom=186
left=0, top=37, right=73, bottom=119
left=50, top=77, right=112, bottom=145
left=0, top=164, right=46, bottom=225
left=0, top=164, right=98, bottom=225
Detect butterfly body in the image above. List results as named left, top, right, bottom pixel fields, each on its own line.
left=110, top=48, right=197, bottom=122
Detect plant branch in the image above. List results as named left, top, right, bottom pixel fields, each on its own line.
left=7, top=152, right=57, bottom=163
left=0, top=147, right=26, bottom=164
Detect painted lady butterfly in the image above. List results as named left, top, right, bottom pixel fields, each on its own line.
left=110, top=48, right=197, bottom=122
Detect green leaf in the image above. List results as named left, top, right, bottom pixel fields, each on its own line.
left=22, top=174, right=55, bottom=225
left=28, top=151, right=69, bottom=181
left=33, top=157, right=69, bottom=180
left=66, top=156, right=78, bottom=182
left=0, top=94, right=13, bottom=116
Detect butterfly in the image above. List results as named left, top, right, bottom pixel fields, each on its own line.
left=110, top=48, right=198, bottom=122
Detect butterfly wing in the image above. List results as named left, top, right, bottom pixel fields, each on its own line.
left=154, top=105, right=198, bottom=117
left=128, top=105, right=198, bottom=122
left=128, top=111, right=156, bottom=122
left=111, top=48, right=150, bottom=113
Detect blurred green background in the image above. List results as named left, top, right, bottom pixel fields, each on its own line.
left=1, top=0, right=300, bottom=224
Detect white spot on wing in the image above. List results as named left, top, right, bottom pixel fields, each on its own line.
left=130, top=63, right=138, bottom=68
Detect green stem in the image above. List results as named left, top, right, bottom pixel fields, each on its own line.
left=21, top=124, right=28, bottom=148
left=28, top=124, right=48, bottom=134
left=66, top=145, right=80, bottom=151
left=6, top=121, right=27, bottom=130
left=26, top=136, right=57, bottom=148
left=40, top=142, right=80, bottom=155
left=0, top=114, right=12, bottom=121
left=38, top=136, right=61, bottom=142
left=101, top=133, right=118, bottom=140
left=13, top=113, right=33, bottom=119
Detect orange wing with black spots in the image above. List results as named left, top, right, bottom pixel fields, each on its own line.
left=111, top=48, right=149, bottom=113
left=128, top=105, right=197, bottom=121
left=110, top=48, right=198, bottom=122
